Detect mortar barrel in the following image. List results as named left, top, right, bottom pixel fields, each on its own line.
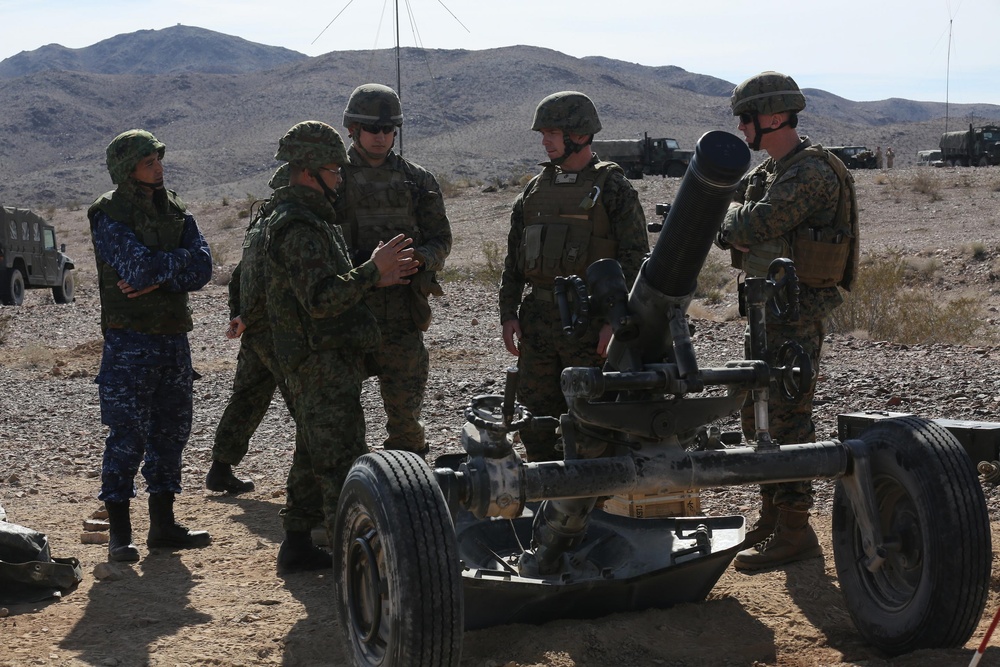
left=643, top=130, right=751, bottom=298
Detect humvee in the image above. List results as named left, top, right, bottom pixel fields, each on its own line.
left=827, top=145, right=878, bottom=169
left=0, top=206, right=75, bottom=306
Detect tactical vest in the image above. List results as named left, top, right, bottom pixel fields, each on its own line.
left=236, top=199, right=276, bottom=331
left=264, top=199, right=380, bottom=373
left=518, top=161, right=619, bottom=287
left=340, top=162, right=425, bottom=325
left=736, top=145, right=860, bottom=290
left=88, top=188, right=193, bottom=334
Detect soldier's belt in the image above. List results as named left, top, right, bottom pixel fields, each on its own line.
left=530, top=286, right=555, bottom=303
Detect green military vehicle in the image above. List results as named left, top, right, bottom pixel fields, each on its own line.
left=1, top=206, right=75, bottom=306
left=592, top=133, right=693, bottom=178
left=939, top=124, right=1000, bottom=167
left=827, top=145, right=878, bottom=169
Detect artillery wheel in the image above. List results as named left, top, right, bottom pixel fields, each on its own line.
left=334, top=450, right=463, bottom=667
left=3, top=268, right=24, bottom=306
left=53, top=268, right=74, bottom=304
left=832, top=416, right=990, bottom=655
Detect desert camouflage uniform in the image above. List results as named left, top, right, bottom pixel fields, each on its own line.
left=499, top=155, right=649, bottom=461
left=89, top=181, right=212, bottom=503
left=264, top=184, right=381, bottom=530
left=335, top=145, right=452, bottom=454
left=720, top=137, right=849, bottom=511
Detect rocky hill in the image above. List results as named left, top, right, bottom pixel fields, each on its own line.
left=1, top=25, right=999, bottom=207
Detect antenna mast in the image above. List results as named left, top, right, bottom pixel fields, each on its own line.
left=945, top=18, right=952, bottom=133
left=395, top=0, right=403, bottom=155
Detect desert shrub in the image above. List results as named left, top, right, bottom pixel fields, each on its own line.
left=910, top=170, right=942, bottom=201
left=969, top=241, right=987, bottom=261
left=222, top=196, right=230, bottom=207
left=0, top=311, right=10, bottom=345
left=828, top=253, right=985, bottom=345
left=439, top=240, right=506, bottom=288
left=694, top=255, right=733, bottom=300
left=209, top=242, right=227, bottom=267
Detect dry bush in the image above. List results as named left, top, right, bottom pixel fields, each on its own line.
left=910, top=170, right=942, bottom=201
left=695, top=255, right=734, bottom=304
left=0, top=310, right=10, bottom=345
left=440, top=239, right=504, bottom=287
left=828, top=253, right=986, bottom=345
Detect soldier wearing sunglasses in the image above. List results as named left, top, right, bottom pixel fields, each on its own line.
left=336, top=83, right=453, bottom=459
left=717, top=71, right=860, bottom=572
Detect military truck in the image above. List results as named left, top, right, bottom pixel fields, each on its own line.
left=939, top=124, right=1000, bottom=167
left=827, top=145, right=878, bottom=169
left=592, top=133, right=693, bottom=178
left=0, top=206, right=75, bottom=306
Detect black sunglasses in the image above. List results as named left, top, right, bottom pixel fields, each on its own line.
left=739, top=112, right=755, bottom=125
left=361, top=123, right=397, bottom=135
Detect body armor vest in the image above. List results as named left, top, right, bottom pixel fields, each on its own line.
left=340, top=162, right=422, bottom=324
left=88, top=188, right=192, bottom=334
left=237, top=200, right=277, bottom=331
left=519, top=161, right=618, bottom=287
left=737, top=145, right=859, bottom=290
left=264, top=198, right=380, bottom=373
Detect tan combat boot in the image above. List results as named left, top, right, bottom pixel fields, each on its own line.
left=733, top=509, right=822, bottom=572
left=741, top=493, right=778, bottom=548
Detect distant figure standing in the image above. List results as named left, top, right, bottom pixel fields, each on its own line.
left=886, top=147, right=895, bottom=169
left=874, top=146, right=883, bottom=169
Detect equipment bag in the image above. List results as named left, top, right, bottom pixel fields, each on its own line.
left=0, top=520, right=82, bottom=604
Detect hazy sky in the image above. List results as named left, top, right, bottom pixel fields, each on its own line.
left=1, top=0, right=995, bottom=105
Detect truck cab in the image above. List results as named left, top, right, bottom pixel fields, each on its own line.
left=1, top=206, right=75, bottom=306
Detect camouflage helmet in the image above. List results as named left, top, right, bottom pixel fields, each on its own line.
left=343, top=83, right=403, bottom=128
left=106, top=129, right=165, bottom=185
left=274, top=121, right=348, bottom=169
left=730, top=71, right=806, bottom=116
left=267, top=163, right=290, bottom=190
left=531, top=91, right=602, bottom=135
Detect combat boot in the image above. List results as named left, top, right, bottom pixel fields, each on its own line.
left=105, top=500, right=140, bottom=563
left=741, top=493, right=778, bottom=548
left=205, top=460, right=255, bottom=494
left=733, top=509, right=822, bottom=572
left=277, top=530, right=332, bottom=574
left=147, top=492, right=212, bottom=549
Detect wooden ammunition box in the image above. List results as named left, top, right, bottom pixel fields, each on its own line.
left=602, top=490, right=702, bottom=519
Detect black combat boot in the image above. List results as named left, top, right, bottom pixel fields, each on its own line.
left=205, top=460, right=255, bottom=494
left=147, top=492, right=212, bottom=549
left=105, top=500, right=140, bottom=563
left=277, top=530, right=332, bottom=574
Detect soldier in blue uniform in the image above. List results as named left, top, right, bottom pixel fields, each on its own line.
left=89, top=129, right=214, bottom=562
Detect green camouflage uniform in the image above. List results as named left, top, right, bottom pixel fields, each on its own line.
left=264, top=184, right=382, bottom=531
left=334, top=145, right=452, bottom=454
left=212, top=190, right=292, bottom=470
left=720, top=137, right=854, bottom=511
left=499, top=155, right=649, bottom=461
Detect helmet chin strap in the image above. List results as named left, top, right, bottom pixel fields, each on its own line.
left=749, top=113, right=792, bottom=151
left=310, top=169, right=340, bottom=206
left=552, top=132, right=587, bottom=166
left=132, top=178, right=165, bottom=190
left=350, top=128, right=393, bottom=163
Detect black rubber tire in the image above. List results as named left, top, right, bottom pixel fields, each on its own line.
left=334, top=450, right=463, bottom=667
left=52, top=269, right=74, bottom=304
left=832, top=416, right=990, bottom=655
left=3, top=268, right=25, bottom=306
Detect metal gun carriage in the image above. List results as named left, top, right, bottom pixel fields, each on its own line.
left=331, top=131, right=991, bottom=667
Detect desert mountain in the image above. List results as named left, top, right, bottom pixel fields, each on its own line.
left=1, top=25, right=998, bottom=208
